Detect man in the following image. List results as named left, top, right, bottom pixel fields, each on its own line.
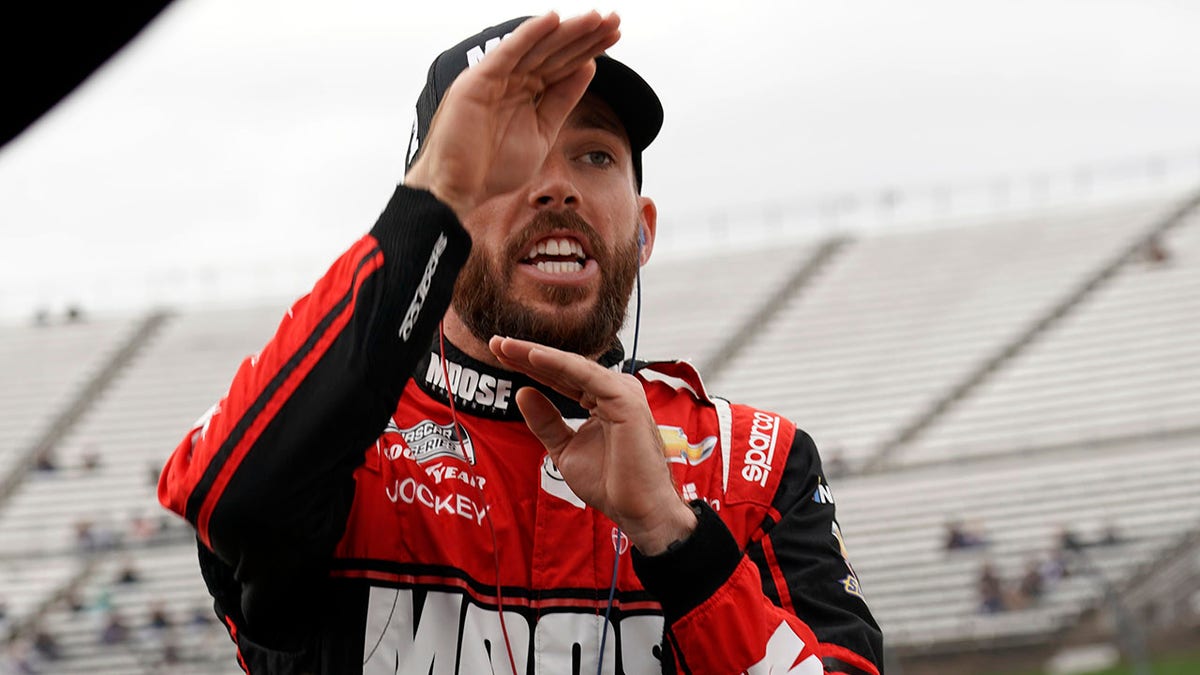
left=158, top=12, right=882, bottom=674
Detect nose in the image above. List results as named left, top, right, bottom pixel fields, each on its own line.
left=527, top=153, right=579, bottom=210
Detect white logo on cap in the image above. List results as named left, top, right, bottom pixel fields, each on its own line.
left=465, top=35, right=506, bottom=68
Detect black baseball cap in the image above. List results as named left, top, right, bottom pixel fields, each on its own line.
left=403, top=16, right=663, bottom=191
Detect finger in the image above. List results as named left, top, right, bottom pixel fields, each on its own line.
left=526, top=345, right=622, bottom=397
left=536, top=26, right=621, bottom=85
left=498, top=337, right=628, bottom=403
left=489, top=335, right=538, bottom=370
left=511, top=11, right=615, bottom=75
left=516, top=16, right=618, bottom=84
left=515, top=387, right=575, bottom=454
left=490, top=337, right=588, bottom=400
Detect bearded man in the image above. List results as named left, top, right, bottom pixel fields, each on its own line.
left=159, top=12, right=882, bottom=675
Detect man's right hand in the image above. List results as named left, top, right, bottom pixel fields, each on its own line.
left=404, top=11, right=620, bottom=220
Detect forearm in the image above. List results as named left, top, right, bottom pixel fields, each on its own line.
left=632, top=501, right=825, bottom=674
left=159, top=185, right=470, bottom=562
left=631, top=428, right=883, bottom=674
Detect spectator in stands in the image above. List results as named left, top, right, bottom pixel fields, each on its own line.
left=188, top=604, right=212, bottom=628
left=1143, top=234, right=1171, bottom=265
left=1100, top=520, right=1124, bottom=546
left=115, top=558, right=141, bottom=584
left=1039, top=551, right=1068, bottom=586
left=73, top=519, right=119, bottom=553
left=823, top=448, right=849, bottom=479
left=1, top=637, right=37, bottom=675
left=148, top=601, right=172, bottom=631
left=160, top=637, right=182, bottom=666
left=30, top=627, right=60, bottom=662
left=91, top=587, right=112, bottom=615
left=1056, top=524, right=1083, bottom=552
left=944, top=518, right=988, bottom=552
left=1044, top=531, right=1077, bottom=584
left=146, top=462, right=162, bottom=488
left=94, top=522, right=120, bottom=551
left=155, top=514, right=174, bottom=540
left=140, top=600, right=177, bottom=663
left=978, top=561, right=1006, bottom=613
left=32, top=448, right=56, bottom=473
left=1013, top=557, right=1045, bottom=609
left=80, top=444, right=101, bottom=472
left=99, top=611, right=129, bottom=645
left=64, top=590, right=85, bottom=614
left=128, top=513, right=159, bottom=543
left=73, top=519, right=97, bottom=553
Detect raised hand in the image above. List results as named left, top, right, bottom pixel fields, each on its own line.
left=405, top=12, right=621, bottom=219
left=489, top=336, right=697, bottom=555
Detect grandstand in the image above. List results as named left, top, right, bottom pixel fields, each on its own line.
left=2, top=188, right=1198, bottom=673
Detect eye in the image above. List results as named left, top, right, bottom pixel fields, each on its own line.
left=579, top=150, right=615, bottom=167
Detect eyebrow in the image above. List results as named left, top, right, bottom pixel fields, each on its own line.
left=568, top=109, right=628, bottom=143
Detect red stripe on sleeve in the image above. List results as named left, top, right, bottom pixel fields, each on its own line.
left=819, top=642, right=880, bottom=675
left=224, top=615, right=251, bottom=674
left=194, top=246, right=384, bottom=546
left=760, top=534, right=796, bottom=614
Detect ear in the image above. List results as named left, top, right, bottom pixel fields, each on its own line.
left=636, top=196, right=657, bottom=266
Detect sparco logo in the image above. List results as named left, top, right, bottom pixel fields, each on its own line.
left=425, top=352, right=514, bottom=411
left=742, top=412, right=780, bottom=487
left=399, top=233, right=448, bottom=342
left=383, top=418, right=475, bottom=465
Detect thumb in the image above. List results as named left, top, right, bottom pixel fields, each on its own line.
left=515, top=387, right=575, bottom=456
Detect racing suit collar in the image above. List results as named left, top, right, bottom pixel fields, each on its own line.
left=413, top=337, right=626, bottom=421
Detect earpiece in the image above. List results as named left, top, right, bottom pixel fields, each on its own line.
left=637, top=225, right=646, bottom=248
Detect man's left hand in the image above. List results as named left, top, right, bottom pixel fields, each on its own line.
left=489, top=336, right=696, bottom=555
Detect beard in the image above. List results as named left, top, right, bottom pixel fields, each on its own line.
left=452, top=209, right=639, bottom=356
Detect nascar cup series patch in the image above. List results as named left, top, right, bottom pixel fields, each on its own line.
left=382, top=418, right=476, bottom=465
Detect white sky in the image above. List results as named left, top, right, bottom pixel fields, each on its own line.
left=3, top=0, right=1200, bottom=318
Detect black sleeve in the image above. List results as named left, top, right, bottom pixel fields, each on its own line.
left=747, top=430, right=884, bottom=673
left=164, top=185, right=469, bottom=649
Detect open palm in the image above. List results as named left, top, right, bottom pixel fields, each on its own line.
left=406, top=12, right=620, bottom=216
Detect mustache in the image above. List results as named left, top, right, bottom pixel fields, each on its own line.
left=506, top=210, right=605, bottom=263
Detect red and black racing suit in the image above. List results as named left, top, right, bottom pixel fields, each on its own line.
left=158, top=186, right=883, bottom=674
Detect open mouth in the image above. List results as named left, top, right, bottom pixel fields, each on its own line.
left=520, top=235, right=590, bottom=274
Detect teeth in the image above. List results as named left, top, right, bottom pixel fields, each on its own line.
left=535, top=260, right=584, bottom=274
left=526, top=237, right=586, bottom=260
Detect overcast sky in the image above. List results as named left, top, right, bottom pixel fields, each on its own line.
left=3, top=0, right=1200, bottom=318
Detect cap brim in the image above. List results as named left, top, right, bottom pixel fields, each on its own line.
left=589, top=55, right=663, bottom=155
